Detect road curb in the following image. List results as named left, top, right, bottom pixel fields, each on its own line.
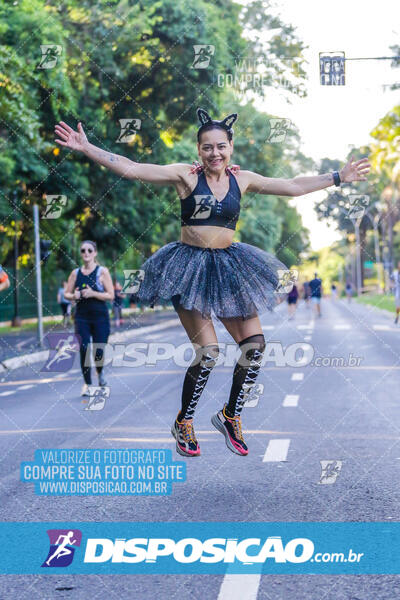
left=0, top=317, right=180, bottom=375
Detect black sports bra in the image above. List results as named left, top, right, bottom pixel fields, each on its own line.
left=180, top=170, right=241, bottom=231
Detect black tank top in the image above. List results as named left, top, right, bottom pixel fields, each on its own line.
left=180, top=170, right=241, bottom=231
left=74, top=265, right=109, bottom=318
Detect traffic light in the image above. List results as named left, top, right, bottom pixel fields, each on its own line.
left=319, top=52, right=345, bottom=85
left=40, top=239, right=52, bottom=265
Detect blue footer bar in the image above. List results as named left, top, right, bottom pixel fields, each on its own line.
left=0, top=522, right=397, bottom=574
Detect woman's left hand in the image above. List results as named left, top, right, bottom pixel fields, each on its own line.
left=81, top=287, right=94, bottom=298
left=339, top=155, right=371, bottom=183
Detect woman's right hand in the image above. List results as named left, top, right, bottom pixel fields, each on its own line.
left=54, top=121, right=89, bottom=152
left=74, top=289, right=81, bottom=300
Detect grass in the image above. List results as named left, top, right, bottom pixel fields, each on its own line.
left=355, top=294, right=395, bottom=313
left=0, top=305, right=173, bottom=335
left=0, top=319, right=63, bottom=335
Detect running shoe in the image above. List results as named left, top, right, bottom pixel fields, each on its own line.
left=171, top=418, right=200, bottom=457
left=81, top=383, right=90, bottom=396
left=211, top=405, right=248, bottom=456
left=98, top=371, right=107, bottom=387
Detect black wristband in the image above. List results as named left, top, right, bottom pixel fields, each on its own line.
left=333, top=171, right=341, bottom=186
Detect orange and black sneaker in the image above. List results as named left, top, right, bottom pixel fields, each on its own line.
left=211, top=404, right=249, bottom=456
left=171, top=417, right=201, bottom=457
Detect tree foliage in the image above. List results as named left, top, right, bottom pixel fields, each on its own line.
left=0, top=0, right=310, bottom=293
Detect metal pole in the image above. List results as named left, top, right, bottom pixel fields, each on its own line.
left=355, top=218, right=362, bottom=295
left=365, top=209, right=383, bottom=294
left=388, top=209, right=393, bottom=271
left=33, top=204, right=44, bottom=347
left=345, top=55, right=400, bottom=61
left=11, top=190, right=21, bottom=326
left=382, top=243, right=390, bottom=294
left=373, top=217, right=383, bottom=292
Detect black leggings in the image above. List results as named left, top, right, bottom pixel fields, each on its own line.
left=75, top=315, right=110, bottom=384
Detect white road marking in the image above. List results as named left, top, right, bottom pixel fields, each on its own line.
left=283, top=394, right=299, bottom=407
left=304, top=335, right=312, bottom=341
left=263, top=439, right=290, bottom=462
left=291, top=373, right=304, bottom=381
left=334, top=324, right=351, bottom=330
left=372, top=324, right=391, bottom=331
left=262, top=325, right=274, bottom=330
left=15, top=336, right=36, bottom=350
left=0, top=391, right=15, bottom=396
left=146, top=333, right=164, bottom=340
left=16, top=385, right=35, bottom=390
left=218, top=574, right=261, bottom=600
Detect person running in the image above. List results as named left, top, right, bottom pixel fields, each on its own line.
left=345, top=281, right=353, bottom=303
left=57, top=281, right=72, bottom=326
left=63, top=241, right=114, bottom=396
left=331, top=283, right=337, bottom=301
left=309, top=272, right=323, bottom=317
left=113, top=279, right=125, bottom=327
left=54, top=110, right=370, bottom=456
left=287, top=283, right=298, bottom=320
left=390, top=261, right=400, bottom=324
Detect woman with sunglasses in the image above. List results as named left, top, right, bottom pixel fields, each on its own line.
left=64, top=240, right=114, bottom=396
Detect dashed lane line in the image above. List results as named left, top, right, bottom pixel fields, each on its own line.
left=262, top=439, right=291, bottom=462
left=282, top=394, right=299, bottom=407
left=291, top=373, right=304, bottom=381
left=218, top=574, right=261, bottom=600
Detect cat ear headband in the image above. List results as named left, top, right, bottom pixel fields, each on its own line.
left=197, top=107, right=238, bottom=135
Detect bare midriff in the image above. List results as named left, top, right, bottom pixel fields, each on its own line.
left=180, top=225, right=235, bottom=249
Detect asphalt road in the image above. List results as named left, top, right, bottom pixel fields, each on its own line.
left=1, top=297, right=400, bottom=598
left=0, top=306, right=175, bottom=362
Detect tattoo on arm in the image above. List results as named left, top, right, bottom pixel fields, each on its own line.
left=322, top=173, right=334, bottom=183
left=94, top=149, right=120, bottom=163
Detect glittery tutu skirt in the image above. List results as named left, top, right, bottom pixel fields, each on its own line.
left=131, top=241, right=289, bottom=320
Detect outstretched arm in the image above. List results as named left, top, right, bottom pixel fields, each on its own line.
left=54, top=121, right=186, bottom=184
left=242, top=155, right=371, bottom=197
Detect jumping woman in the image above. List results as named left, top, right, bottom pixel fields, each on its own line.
left=64, top=240, right=114, bottom=396
left=54, top=109, right=370, bottom=455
